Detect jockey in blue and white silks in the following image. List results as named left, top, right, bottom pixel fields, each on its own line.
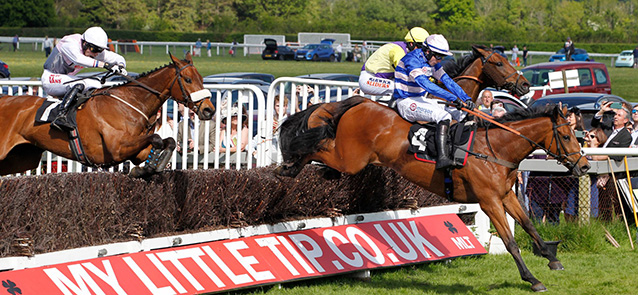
left=393, top=34, right=475, bottom=169
left=358, top=27, right=429, bottom=96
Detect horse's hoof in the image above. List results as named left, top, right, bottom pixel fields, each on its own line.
left=548, top=261, right=564, bottom=270
left=531, top=282, right=547, bottom=292
left=274, top=165, right=285, bottom=176
left=129, top=167, right=147, bottom=178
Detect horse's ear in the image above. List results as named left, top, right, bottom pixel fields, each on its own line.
left=472, top=45, right=486, bottom=56
left=169, top=52, right=179, bottom=64
left=184, top=52, right=193, bottom=64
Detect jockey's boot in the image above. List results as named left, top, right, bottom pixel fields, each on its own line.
left=435, top=119, right=457, bottom=170
left=51, top=84, right=84, bottom=131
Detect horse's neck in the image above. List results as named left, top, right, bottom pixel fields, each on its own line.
left=456, top=60, right=485, bottom=100
left=483, top=118, right=553, bottom=164
left=113, top=70, right=174, bottom=116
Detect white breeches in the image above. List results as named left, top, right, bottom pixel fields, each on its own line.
left=396, top=95, right=466, bottom=123
left=42, top=70, right=102, bottom=97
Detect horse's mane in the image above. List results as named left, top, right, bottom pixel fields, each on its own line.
left=137, top=63, right=173, bottom=79
left=475, top=105, right=558, bottom=129
left=442, top=45, right=489, bottom=78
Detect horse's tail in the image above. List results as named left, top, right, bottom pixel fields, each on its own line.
left=278, top=96, right=368, bottom=163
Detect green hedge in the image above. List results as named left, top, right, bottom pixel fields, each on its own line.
left=1, top=27, right=634, bottom=53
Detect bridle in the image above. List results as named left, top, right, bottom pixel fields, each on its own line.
left=105, top=62, right=209, bottom=115
left=463, top=106, right=584, bottom=171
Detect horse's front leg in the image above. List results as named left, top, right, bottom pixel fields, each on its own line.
left=479, top=198, right=546, bottom=292
left=126, top=134, right=169, bottom=177
left=502, top=190, right=564, bottom=270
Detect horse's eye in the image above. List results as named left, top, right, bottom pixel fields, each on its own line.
left=496, top=62, right=503, bottom=66
left=184, top=77, right=192, bottom=83
left=563, top=135, right=570, bottom=141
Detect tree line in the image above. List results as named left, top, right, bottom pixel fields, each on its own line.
left=2, top=0, right=638, bottom=44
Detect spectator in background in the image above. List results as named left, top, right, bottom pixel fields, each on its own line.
left=176, top=108, right=217, bottom=155
left=230, top=40, right=237, bottom=57
left=591, top=101, right=632, bottom=161
left=155, top=107, right=175, bottom=140
left=12, top=34, right=19, bottom=51
left=565, top=37, right=575, bottom=61
left=206, top=39, right=212, bottom=57
left=477, top=89, right=494, bottom=113
left=490, top=100, right=505, bottom=115
left=633, top=46, right=638, bottom=68
left=359, top=27, right=429, bottom=96
left=44, top=36, right=53, bottom=57
left=361, top=40, right=368, bottom=62
left=563, top=106, right=586, bottom=221
left=511, top=44, right=520, bottom=66
left=566, top=106, right=586, bottom=145
left=353, top=45, right=362, bottom=62
left=630, top=104, right=638, bottom=147
left=491, top=105, right=507, bottom=118
left=522, top=45, right=529, bottom=67
left=336, top=43, right=343, bottom=62
left=194, top=38, right=202, bottom=57
left=218, top=103, right=250, bottom=154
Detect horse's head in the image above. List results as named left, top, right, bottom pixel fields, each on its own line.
left=167, top=52, right=215, bottom=120
left=472, top=45, right=530, bottom=97
left=545, top=105, right=591, bottom=176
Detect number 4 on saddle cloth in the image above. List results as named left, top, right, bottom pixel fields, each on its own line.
left=35, top=95, right=93, bottom=165
left=407, top=120, right=477, bottom=168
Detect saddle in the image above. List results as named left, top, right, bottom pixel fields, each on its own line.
left=407, top=120, right=477, bottom=167
left=35, top=95, right=93, bottom=166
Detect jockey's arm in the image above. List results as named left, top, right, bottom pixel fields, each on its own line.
left=428, top=63, right=472, bottom=102
left=414, top=74, right=464, bottom=103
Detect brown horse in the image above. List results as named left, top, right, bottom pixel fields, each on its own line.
left=275, top=48, right=590, bottom=291
left=0, top=53, right=214, bottom=177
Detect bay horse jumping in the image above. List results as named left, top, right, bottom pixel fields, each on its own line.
left=0, top=53, right=214, bottom=177
left=275, top=46, right=590, bottom=292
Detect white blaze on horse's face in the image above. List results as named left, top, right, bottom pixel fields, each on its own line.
left=190, top=89, right=211, bottom=102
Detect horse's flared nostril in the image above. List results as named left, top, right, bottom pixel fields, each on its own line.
left=200, top=107, right=214, bottom=120
left=581, top=164, right=591, bottom=174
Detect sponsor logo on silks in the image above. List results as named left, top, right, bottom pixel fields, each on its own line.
left=366, top=77, right=391, bottom=88
left=49, top=75, right=62, bottom=84
left=409, top=103, right=417, bottom=111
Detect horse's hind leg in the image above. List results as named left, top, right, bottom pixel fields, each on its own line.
left=480, top=197, right=546, bottom=292
left=503, top=190, right=564, bottom=270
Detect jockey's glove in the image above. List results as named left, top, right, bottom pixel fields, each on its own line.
left=464, top=100, right=475, bottom=111
left=103, top=62, right=128, bottom=76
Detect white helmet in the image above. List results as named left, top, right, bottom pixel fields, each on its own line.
left=425, top=34, right=452, bottom=56
left=82, top=27, right=109, bottom=49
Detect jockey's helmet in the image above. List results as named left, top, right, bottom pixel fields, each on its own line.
left=82, top=27, right=109, bottom=50
left=404, top=27, right=429, bottom=43
left=425, top=34, right=453, bottom=56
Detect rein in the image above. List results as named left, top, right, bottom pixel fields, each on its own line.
left=462, top=106, right=581, bottom=169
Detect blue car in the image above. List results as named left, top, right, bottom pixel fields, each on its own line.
left=295, top=39, right=338, bottom=62
left=0, top=59, right=10, bottom=78
left=549, top=48, right=591, bottom=62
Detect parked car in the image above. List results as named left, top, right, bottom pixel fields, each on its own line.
left=528, top=93, right=628, bottom=129
left=295, top=39, right=338, bottom=62
left=261, top=39, right=295, bottom=60
left=480, top=89, right=528, bottom=113
left=0, top=59, right=9, bottom=78
left=614, top=50, right=635, bottom=68
left=204, top=72, right=275, bottom=83
left=520, top=61, right=611, bottom=101
left=549, top=48, right=590, bottom=62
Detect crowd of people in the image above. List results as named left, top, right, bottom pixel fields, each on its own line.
left=523, top=100, right=638, bottom=224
